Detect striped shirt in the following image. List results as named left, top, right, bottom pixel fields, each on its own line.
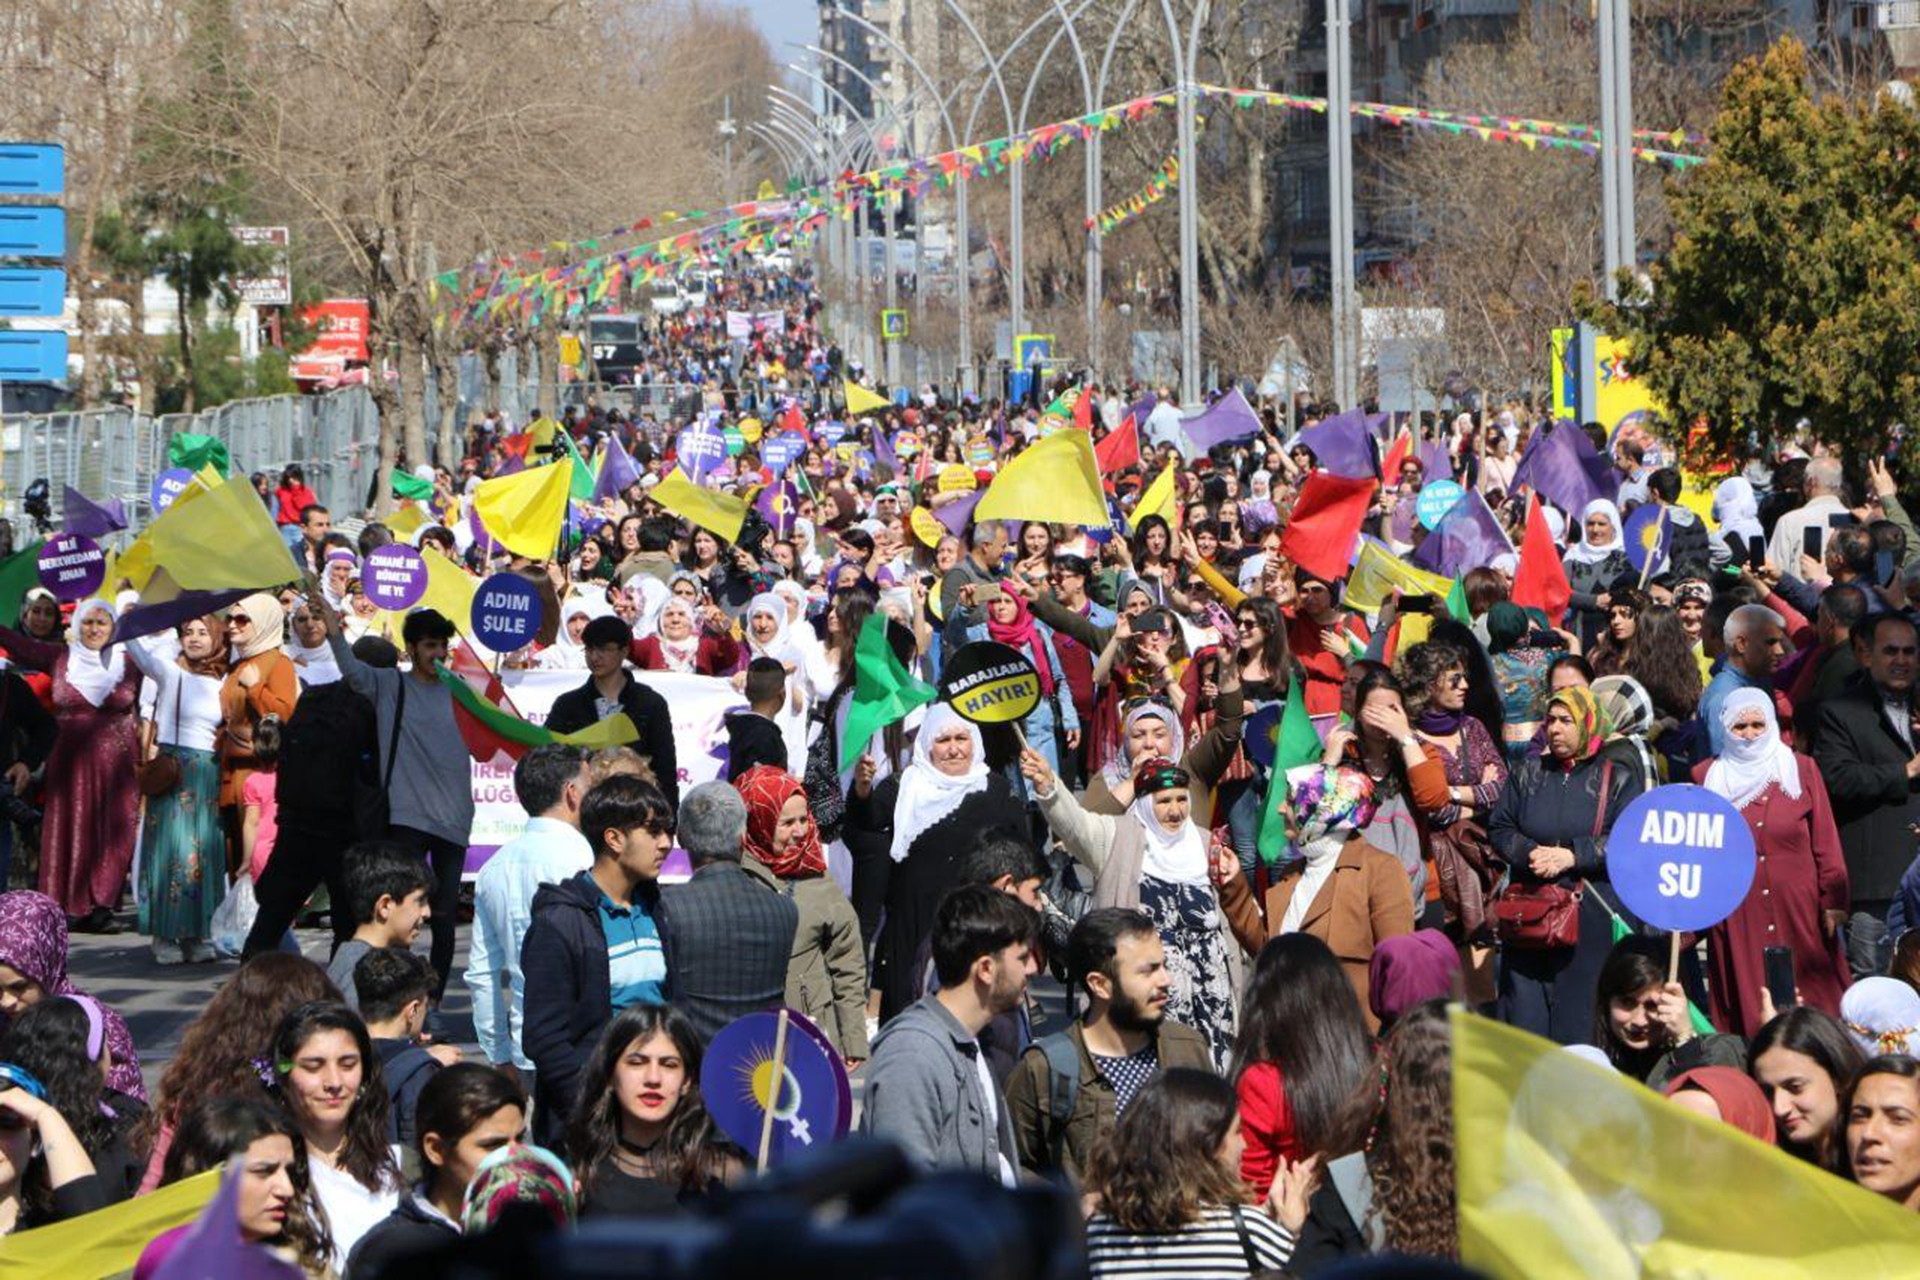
left=1086, top=1205, right=1296, bottom=1279
left=595, top=890, right=666, bottom=1011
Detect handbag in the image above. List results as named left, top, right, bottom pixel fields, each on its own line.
left=802, top=682, right=849, bottom=843
left=1489, top=759, right=1612, bottom=951
left=136, top=681, right=185, bottom=797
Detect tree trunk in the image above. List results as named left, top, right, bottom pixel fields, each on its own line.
left=430, top=327, right=461, bottom=467
left=536, top=325, right=559, bottom=418
left=483, top=336, right=502, bottom=413
left=175, top=276, right=196, bottom=412
left=396, top=314, right=430, bottom=474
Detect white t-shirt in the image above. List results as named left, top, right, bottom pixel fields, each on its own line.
left=972, top=1042, right=1017, bottom=1189
left=307, top=1149, right=403, bottom=1273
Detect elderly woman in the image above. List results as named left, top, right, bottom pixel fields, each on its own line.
left=1220, top=765, right=1414, bottom=1034
left=1025, top=750, right=1245, bottom=1066
left=125, top=616, right=229, bottom=964
left=1085, top=665, right=1245, bottom=833
left=219, top=594, right=298, bottom=876
left=741, top=591, right=814, bottom=768
left=0, top=600, right=139, bottom=931
left=631, top=597, right=739, bottom=676
left=1564, top=500, right=1629, bottom=651
left=867, top=706, right=1024, bottom=1021
left=1487, top=685, right=1646, bottom=1044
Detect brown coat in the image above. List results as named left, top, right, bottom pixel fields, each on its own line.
left=218, top=650, right=298, bottom=806
left=1219, top=835, right=1415, bottom=1033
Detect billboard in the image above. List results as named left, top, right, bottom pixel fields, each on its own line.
left=232, top=226, right=291, bottom=306
left=291, top=297, right=369, bottom=383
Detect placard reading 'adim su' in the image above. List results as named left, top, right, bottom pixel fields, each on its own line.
left=1606, top=784, right=1756, bottom=934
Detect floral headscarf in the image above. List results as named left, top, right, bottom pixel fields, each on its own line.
left=1547, top=685, right=1609, bottom=762
left=735, top=765, right=825, bottom=879
left=460, top=1143, right=576, bottom=1232
left=0, top=892, right=144, bottom=1100
left=1284, top=764, right=1378, bottom=844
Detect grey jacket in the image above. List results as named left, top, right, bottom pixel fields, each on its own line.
left=859, top=995, right=1016, bottom=1177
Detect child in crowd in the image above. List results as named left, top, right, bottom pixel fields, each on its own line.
left=327, top=842, right=434, bottom=1007
left=725, top=657, right=790, bottom=781
left=240, top=714, right=283, bottom=883
left=354, top=948, right=460, bottom=1151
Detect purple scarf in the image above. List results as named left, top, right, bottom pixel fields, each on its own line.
left=1415, top=707, right=1465, bottom=735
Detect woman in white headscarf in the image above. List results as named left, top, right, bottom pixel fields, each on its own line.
left=868, top=704, right=1023, bottom=1021
left=1566, top=499, right=1630, bottom=650
left=285, top=596, right=341, bottom=686
left=628, top=576, right=670, bottom=641
left=0, top=598, right=141, bottom=930
left=218, top=593, right=297, bottom=877
left=319, top=548, right=359, bottom=613
left=1712, top=476, right=1767, bottom=568
left=1695, top=686, right=1849, bottom=1037
left=539, top=594, right=607, bottom=671
left=631, top=595, right=739, bottom=675
left=741, top=590, right=813, bottom=767
left=1023, top=747, right=1243, bottom=1067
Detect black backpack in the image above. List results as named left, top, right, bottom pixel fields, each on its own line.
left=275, top=680, right=391, bottom=837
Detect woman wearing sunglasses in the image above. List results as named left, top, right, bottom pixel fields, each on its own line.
left=219, top=594, right=298, bottom=880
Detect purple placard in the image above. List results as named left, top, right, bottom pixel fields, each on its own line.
left=763, top=434, right=804, bottom=473
left=817, top=419, right=847, bottom=446
left=149, top=468, right=194, bottom=515
left=676, top=423, right=728, bottom=480
left=362, top=543, right=428, bottom=611
left=37, top=533, right=105, bottom=601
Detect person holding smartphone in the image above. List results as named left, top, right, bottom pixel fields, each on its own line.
left=1696, top=688, right=1850, bottom=1037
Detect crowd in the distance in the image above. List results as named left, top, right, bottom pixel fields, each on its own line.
left=0, top=258, right=1916, bottom=1276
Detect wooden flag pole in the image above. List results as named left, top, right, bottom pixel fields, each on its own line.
left=756, top=1008, right=792, bottom=1174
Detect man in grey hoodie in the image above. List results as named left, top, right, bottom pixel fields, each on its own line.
left=859, top=884, right=1039, bottom=1183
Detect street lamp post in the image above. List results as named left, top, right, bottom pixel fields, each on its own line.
left=1157, top=0, right=1211, bottom=406
left=1598, top=0, right=1635, bottom=300
left=1015, top=1, right=1097, bottom=373
left=1326, top=0, right=1358, bottom=408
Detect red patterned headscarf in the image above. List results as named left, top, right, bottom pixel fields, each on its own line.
left=736, top=765, right=825, bottom=879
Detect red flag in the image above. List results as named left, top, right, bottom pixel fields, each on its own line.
left=1511, top=494, right=1571, bottom=626
left=778, top=402, right=807, bottom=436
left=447, top=639, right=527, bottom=764
left=1280, top=472, right=1376, bottom=581
left=1094, top=415, right=1140, bottom=474
left=1072, top=389, right=1094, bottom=431
left=1380, top=428, right=1412, bottom=479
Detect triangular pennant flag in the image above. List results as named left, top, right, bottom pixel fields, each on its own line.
left=1094, top=416, right=1141, bottom=475
left=60, top=485, right=127, bottom=539
left=840, top=613, right=937, bottom=760
left=166, top=432, right=229, bottom=476
left=973, top=429, right=1110, bottom=527
left=145, top=477, right=300, bottom=592
left=1511, top=494, right=1571, bottom=625
left=593, top=433, right=642, bottom=502
left=471, top=459, right=573, bottom=559
left=1252, top=675, right=1324, bottom=865
left=844, top=379, right=891, bottom=415
left=390, top=468, right=433, bottom=502
left=1132, top=460, right=1179, bottom=530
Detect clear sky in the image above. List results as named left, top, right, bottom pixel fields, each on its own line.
left=738, top=0, right=817, bottom=68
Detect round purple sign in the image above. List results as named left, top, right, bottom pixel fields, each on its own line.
left=38, top=533, right=106, bottom=602
left=676, top=424, right=728, bottom=480
left=362, top=543, right=428, bottom=612
left=150, top=468, right=194, bottom=515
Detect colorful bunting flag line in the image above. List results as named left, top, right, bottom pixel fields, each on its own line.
left=1087, top=153, right=1179, bottom=235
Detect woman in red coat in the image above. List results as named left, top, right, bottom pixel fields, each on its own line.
left=1694, top=686, right=1850, bottom=1038
left=630, top=596, right=740, bottom=676
left=272, top=465, right=318, bottom=527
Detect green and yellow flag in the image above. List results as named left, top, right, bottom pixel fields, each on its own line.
left=1454, top=1007, right=1920, bottom=1277
left=1252, top=673, right=1324, bottom=866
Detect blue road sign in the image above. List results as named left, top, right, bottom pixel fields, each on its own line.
left=0, top=269, right=65, bottom=318
left=0, top=331, right=69, bottom=382
left=0, top=144, right=63, bottom=196
left=0, top=207, right=66, bottom=258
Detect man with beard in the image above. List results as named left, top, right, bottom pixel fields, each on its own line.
left=1004, top=908, right=1212, bottom=1183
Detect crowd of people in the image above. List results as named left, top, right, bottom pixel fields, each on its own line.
left=0, top=258, right=1917, bottom=1276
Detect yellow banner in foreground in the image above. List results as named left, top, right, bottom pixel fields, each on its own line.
left=1341, top=537, right=1453, bottom=615
left=1454, top=1008, right=1920, bottom=1278
left=0, top=1169, right=219, bottom=1279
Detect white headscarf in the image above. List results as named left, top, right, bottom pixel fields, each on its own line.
left=1101, top=700, right=1187, bottom=789
left=66, top=598, right=127, bottom=708
left=745, top=591, right=804, bottom=665
left=230, top=593, right=286, bottom=663
left=889, top=704, right=988, bottom=863
left=1704, top=686, right=1801, bottom=810
left=542, top=594, right=611, bottom=670
left=286, top=596, right=341, bottom=686
left=1841, top=977, right=1920, bottom=1057
left=320, top=549, right=359, bottom=611
left=630, top=577, right=670, bottom=640
left=653, top=598, right=701, bottom=673
left=1565, top=499, right=1625, bottom=566
left=1129, top=776, right=1210, bottom=886
left=1713, top=477, right=1765, bottom=549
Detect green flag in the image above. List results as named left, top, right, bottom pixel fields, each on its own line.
left=1446, top=576, right=1470, bottom=622
left=390, top=468, right=433, bottom=502
left=0, top=542, right=47, bottom=631
left=554, top=428, right=597, bottom=502
left=840, top=613, right=937, bottom=762
left=1253, top=674, right=1324, bottom=866
left=167, top=432, right=229, bottom=476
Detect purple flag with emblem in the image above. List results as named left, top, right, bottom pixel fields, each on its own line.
left=755, top=479, right=802, bottom=538
left=1409, top=488, right=1512, bottom=577
left=592, top=433, right=641, bottom=502
left=1293, top=409, right=1378, bottom=480
left=1511, top=420, right=1618, bottom=517
left=60, top=485, right=127, bottom=539
left=1181, top=387, right=1263, bottom=452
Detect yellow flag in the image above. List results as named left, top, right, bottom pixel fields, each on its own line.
left=651, top=468, right=748, bottom=544
left=1133, top=460, right=1178, bottom=529
left=372, top=546, right=479, bottom=646
left=974, top=429, right=1110, bottom=528
left=1453, top=1008, right=1920, bottom=1278
left=843, top=379, right=892, bottom=416
left=1342, top=536, right=1454, bottom=614
left=385, top=503, right=430, bottom=540
left=145, top=475, right=299, bottom=591
left=0, top=1167, right=218, bottom=1277
left=472, top=460, right=572, bottom=559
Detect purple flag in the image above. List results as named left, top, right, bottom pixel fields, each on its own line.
left=755, top=479, right=802, bottom=538
left=1293, top=409, right=1379, bottom=480
left=1409, top=489, right=1512, bottom=577
left=1181, top=387, right=1263, bottom=452
left=592, top=433, right=641, bottom=502
left=1511, top=421, right=1618, bottom=517
left=932, top=489, right=986, bottom=537
left=1127, top=393, right=1159, bottom=429
left=60, top=485, right=127, bottom=539
left=153, top=1163, right=302, bottom=1280
left=112, top=588, right=254, bottom=648
left=870, top=421, right=897, bottom=476
left=1418, top=439, right=1453, bottom=482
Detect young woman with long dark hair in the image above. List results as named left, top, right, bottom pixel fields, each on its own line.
left=137, top=1096, right=332, bottom=1279
left=0, top=997, right=145, bottom=1201
left=1231, top=936, right=1372, bottom=1199
left=1752, top=1006, right=1865, bottom=1173
left=266, top=1001, right=401, bottom=1272
left=1084, top=1068, right=1310, bottom=1277
left=1590, top=936, right=1746, bottom=1090
left=567, top=1005, right=739, bottom=1218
